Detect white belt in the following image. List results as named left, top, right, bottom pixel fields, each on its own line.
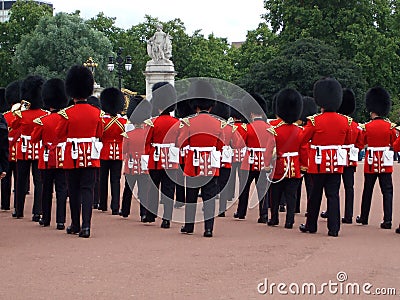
left=247, top=147, right=266, bottom=152
left=45, top=142, right=66, bottom=147
left=310, top=145, right=341, bottom=150
left=367, top=147, right=389, bottom=151
left=67, top=137, right=97, bottom=143
left=21, top=134, right=31, bottom=140
left=8, top=137, right=13, bottom=141
left=152, top=143, right=175, bottom=148
left=281, top=152, right=298, bottom=158
left=189, top=146, right=216, bottom=152
left=341, top=144, right=355, bottom=149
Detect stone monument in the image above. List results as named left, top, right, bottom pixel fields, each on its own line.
left=143, top=24, right=177, bottom=100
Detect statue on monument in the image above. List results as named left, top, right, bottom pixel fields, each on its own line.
left=147, top=24, right=172, bottom=62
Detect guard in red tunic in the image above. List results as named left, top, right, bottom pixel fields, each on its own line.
left=267, top=88, right=307, bottom=229
left=55, top=65, right=104, bottom=238
left=31, top=78, right=68, bottom=230
left=355, top=87, right=397, bottom=230
left=0, top=88, right=9, bottom=187
left=10, top=75, right=49, bottom=221
left=98, top=88, right=127, bottom=215
left=1, top=81, right=20, bottom=212
left=299, top=77, right=351, bottom=237
left=143, top=82, right=180, bottom=229
left=393, top=127, right=400, bottom=234
left=177, top=80, right=224, bottom=237
left=120, top=97, right=152, bottom=221
left=235, top=93, right=275, bottom=223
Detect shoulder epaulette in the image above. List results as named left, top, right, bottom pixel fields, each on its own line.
left=58, top=109, right=68, bottom=119
left=33, top=117, right=43, bottom=126
left=220, top=119, right=227, bottom=129
left=181, top=117, right=190, bottom=127
left=396, top=126, right=400, bottom=131
left=100, top=110, right=106, bottom=118
left=144, top=118, right=154, bottom=127
left=273, top=120, right=286, bottom=129
left=267, top=127, right=277, bottom=136
left=41, top=109, right=50, bottom=114
left=344, top=115, right=353, bottom=126
left=241, top=123, right=247, bottom=131
left=307, top=114, right=317, bottom=126
left=232, top=125, right=238, bottom=133
left=13, top=110, right=22, bottom=118
left=358, top=123, right=366, bottom=131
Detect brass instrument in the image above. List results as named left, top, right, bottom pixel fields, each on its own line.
left=11, top=100, right=31, bottom=117
left=121, top=88, right=137, bottom=115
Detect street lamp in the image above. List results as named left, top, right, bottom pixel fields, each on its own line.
left=108, top=47, right=132, bottom=90
left=83, top=57, right=99, bottom=87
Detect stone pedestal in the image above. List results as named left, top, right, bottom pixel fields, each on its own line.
left=143, top=59, right=177, bottom=100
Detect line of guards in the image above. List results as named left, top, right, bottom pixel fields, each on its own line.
left=0, top=66, right=399, bottom=238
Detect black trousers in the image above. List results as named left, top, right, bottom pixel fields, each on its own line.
left=184, top=176, right=218, bottom=231
left=342, top=166, right=356, bottom=219
left=236, top=170, right=268, bottom=218
left=15, top=160, right=42, bottom=217
left=296, top=173, right=313, bottom=213
left=360, top=173, right=393, bottom=223
left=217, top=167, right=231, bottom=213
left=41, top=168, right=67, bottom=225
left=99, top=160, right=123, bottom=212
left=175, top=164, right=185, bottom=204
left=269, top=178, right=301, bottom=225
left=1, top=161, right=16, bottom=210
left=147, top=169, right=176, bottom=221
left=226, top=162, right=242, bottom=200
left=121, top=174, right=149, bottom=217
left=66, top=168, right=96, bottom=229
left=306, top=173, right=341, bottom=233
left=93, top=168, right=100, bottom=207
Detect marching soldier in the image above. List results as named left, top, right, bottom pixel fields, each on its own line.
left=143, top=82, right=180, bottom=228
left=234, top=93, right=275, bottom=223
left=10, top=75, right=49, bottom=221
left=267, top=88, right=307, bottom=229
left=54, top=65, right=104, bottom=238
left=299, top=77, right=351, bottom=237
left=0, top=109, right=8, bottom=183
left=177, top=79, right=224, bottom=237
left=120, top=97, right=152, bottom=221
left=98, top=88, right=127, bottom=215
left=356, top=87, right=397, bottom=230
left=393, top=128, right=400, bottom=234
left=31, top=78, right=68, bottom=229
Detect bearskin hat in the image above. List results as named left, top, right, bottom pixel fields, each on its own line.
left=337, top=88, right=356, bottom=116
left=126, top=95, right=143, bottom=118
left=300, top=96, right=318, bottom=123
left=242, top=92, right=267, bottom=118
left=229, top=98, right=244, bottom=121
left=151, top=82, right=177, bottom=114
left=100, top=87, right=124, bottom=116
left=5, top=80, right=21, bottom=107
left=20, top=75, right=45, bottom=109
left=211, top=94, right=230, bottom=120
left=313, top=77, right=342, bottom=112
left=187, top=79, right=216, bottom=111
left=65, top=65, right=94, bottom=100
left=41, top=78, right=68, bottom=110
left=0, top=87, right=7, bottom=113
left=365, top=87, right=391, bottom=117
left=271, top=93, right=278, bottom=116
left=87, top=96, right=101, bottom=109
left=175, top=93, right=194, bottom=118
left=276, top=88, right=303, bottom=124
left=130, top=99, right=152, bottom=124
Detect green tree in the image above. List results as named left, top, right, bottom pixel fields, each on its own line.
left=12, top=12, right=113, bottom=86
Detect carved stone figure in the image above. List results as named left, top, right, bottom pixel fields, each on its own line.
left=147, top=24, right=172, bottom=62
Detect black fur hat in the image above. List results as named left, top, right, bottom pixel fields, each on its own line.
left=313, top=77, right=342, bottom=112
left=65, top=65, right=94, bottom=100
left=130, top=99, right=152, bottom=124
left=229, top=98, right=244, bottom=120
left=21, top=75, right=45, bottom=109
left=365, top=87, right=391, bottom=117
left=100, top=87, right=125, bottom=116
left=175, top=93, right=194, bottom=118
left=42, top=78, right=68, bottom=110
left=276, top=88, right=303, bottom=124
left=5, top=80, right=21, bottom=107
left=337, top=88, right=356, bottom=116
left=151, top=82, right=177, bottom=114
left=0, top=87, right=7, bottom=113
left=300, top=96, right=318, bottom=123
left=242, top=92, right=267, bottom=118
left=87, top=96, right=101, bottom=109
left=126, top=95, right=143, bottom=118
left=211, top=94, right=230, bottom=120
left=187, top=79, right=216, bottom=111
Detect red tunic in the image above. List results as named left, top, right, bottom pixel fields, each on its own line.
left=31, top=111, right=65, bottom=169
left=122, top=123, right=151, bottom=175
left=240, top=118, right=276, bottom=172
left=301, top=112, right=351, bottom=174
left=344, top=120, right=363, bottom=168
left=145, top=114, right=180, bottom=170
left=356, top=118, right=397, bottom=174
left=272, top=121, right=308, bottom=180
left=232, top=122, right=247, bottom=163
left=3, top=111, right=17, bottom=162
left=393, top=126, right=400, bottom=152
left=10, top=109, right=49, bottom=161
left=177, top=112, right=224, bottom=177
left=218, top=118, right=246, bottom=168
left=100, top=114, right=128, bottom=161
left=54, top=102, right=104, bottom=169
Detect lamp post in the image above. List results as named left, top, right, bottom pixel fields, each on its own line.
left=83, top=57, right=99, bottom=88
left=108, top=47, right=132, bottom=90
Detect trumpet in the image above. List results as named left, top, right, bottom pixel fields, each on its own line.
left=121, top=88, right=137, bottom=115
left=11, top=100, right=31, bottom=116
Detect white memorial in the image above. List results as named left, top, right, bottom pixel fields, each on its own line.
left=143, top=24, right=177, bottom=100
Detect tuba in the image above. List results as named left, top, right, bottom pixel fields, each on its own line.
left=11, top=100, right=31, bottom=117
left=121, top=88, right=137, bottom=115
